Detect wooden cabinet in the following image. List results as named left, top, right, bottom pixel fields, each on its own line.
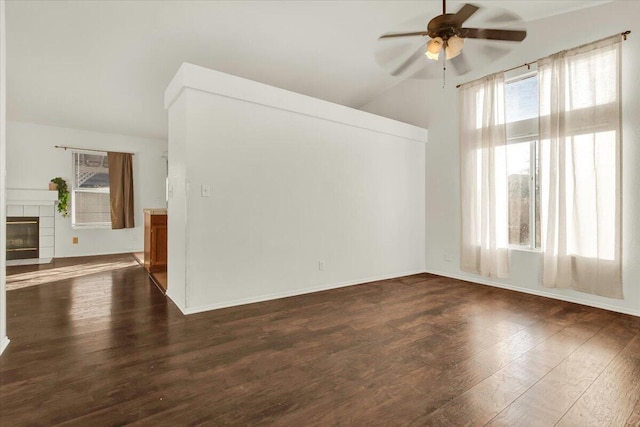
left=144, top=209, right=167, bottom=276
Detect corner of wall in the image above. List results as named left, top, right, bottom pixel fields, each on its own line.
left=0, top=0, right=8, bottom=355
left=0, top=336, right=9, bottom=355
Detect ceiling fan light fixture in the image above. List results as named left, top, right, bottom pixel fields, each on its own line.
left=426, top=37, right=444, bottom=60
left=445, top=36, right=464, bottom=59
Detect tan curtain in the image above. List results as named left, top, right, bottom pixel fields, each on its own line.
left=539, top=35, right=622, bottom=298
left=107, top=152, right=135, bottom=229
left=459, top=72, right=510, bottom=278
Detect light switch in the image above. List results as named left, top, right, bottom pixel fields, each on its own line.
left=201, top=184, right=211, bottom=197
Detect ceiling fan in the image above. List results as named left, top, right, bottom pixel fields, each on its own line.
left=378, top=0, right=527, bottom=78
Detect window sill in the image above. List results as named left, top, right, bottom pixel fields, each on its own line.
left=509, top=246, right=541, bottom=254
left=72, top=224, right=112, bottom=230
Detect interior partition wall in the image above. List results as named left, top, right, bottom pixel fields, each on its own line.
left=165, top=63, right=429, bottom=314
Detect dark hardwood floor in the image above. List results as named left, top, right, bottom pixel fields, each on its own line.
left=2, top=255, right=639, bottom=426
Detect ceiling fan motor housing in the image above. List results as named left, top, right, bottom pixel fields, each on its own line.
left=427, top=14, right=461, bottom=41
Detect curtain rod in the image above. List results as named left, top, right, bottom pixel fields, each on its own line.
left=54, top=145, right=135, bottom=155
left=456, top=30, right=631, bottom=89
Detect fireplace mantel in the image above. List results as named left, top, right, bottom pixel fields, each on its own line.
left=6, top=189, right=58, bottom=205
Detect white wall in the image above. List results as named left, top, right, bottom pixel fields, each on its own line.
left=166, top=64, right=427, bottom=313
left=362, top=1, right=640, bottom=316
left=166, top=93, right=187, bottom=309
left=6, top=122, right=167, bottom=257
left=0, top=0, right=9, bottom=355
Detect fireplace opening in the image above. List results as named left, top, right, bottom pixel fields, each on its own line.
left=7, top=217, right=39, bottom=260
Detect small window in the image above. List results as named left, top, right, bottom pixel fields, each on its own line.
left=72, top=152, right=111, bottom=227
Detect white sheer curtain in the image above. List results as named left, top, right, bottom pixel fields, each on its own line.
left=539, top=35, right=622, bottom=298
left=459, top=73, right=510, bottom=278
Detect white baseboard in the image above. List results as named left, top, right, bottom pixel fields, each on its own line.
left=166, top=290, right=187, bottom=315
left=167, top=268, right=639, bottom=319
left=425, top=268, right=640, bottom=318
left=0, top=336, right=10, bottom=356
left=180, top=269, right=426, bottom=315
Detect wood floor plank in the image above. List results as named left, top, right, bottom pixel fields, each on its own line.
left=1, top=254, right=640, bottom=426
left=627, top=395, right=640, bottom=426
left=469, top=320, right=565, bottom=372
left=557, top=332, right=640, bottom=426
left=486, top=318, right=638, bottom=426
left=419, top=318, right=637, bottom=426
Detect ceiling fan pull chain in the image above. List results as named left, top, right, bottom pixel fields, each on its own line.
left=442, top=47, right=447, bottom=88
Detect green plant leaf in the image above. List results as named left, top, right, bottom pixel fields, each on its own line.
left=51, top=177, right=70, bottom=218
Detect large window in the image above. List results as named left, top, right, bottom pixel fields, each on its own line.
left=461, top=35, right=622, bottom=297
left=72, top=152, right=111, bottom=227
left=504, top=50, right=619, bottom=254
left=505, top=73, right=539, bottom=249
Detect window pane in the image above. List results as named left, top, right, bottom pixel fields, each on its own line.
left=507, top=141, right=531, bottom=246
left=506, top=76, right=538, bottom=123
left=74, top=153, right=110, bottom=189
left=74, top=191, right=111, bottom=225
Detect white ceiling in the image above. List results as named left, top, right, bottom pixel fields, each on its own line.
left=6, top=0, right=611, bottom=140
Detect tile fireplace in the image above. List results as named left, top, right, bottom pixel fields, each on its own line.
left=6, top=189, right=57, bottom=264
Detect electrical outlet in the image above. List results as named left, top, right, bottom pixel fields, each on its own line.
left=201, top=184, right=211, bottom=197
left=444, top=252, right=453, bottom=262
left=319, top=261, right=325, bottom=271
left=72, top=237, right=79, bottom=244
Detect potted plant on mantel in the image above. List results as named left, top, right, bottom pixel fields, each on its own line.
left=50, top=177, right=70, bottom=218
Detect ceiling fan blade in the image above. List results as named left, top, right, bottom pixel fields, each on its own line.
left=480, top=44, right=511, bottom=60
left=379, top=31, right=429, bottom=39
left=452, top=4, right=480, bottom=27
left=391, top=43, right=427, bottom=76
left=483, top=10, right=521, bottom=25
left=410, top=62, right=442, bottom=80
left=450, top=52, right=471, bottom=76
left=376, top=42, right=418, bottom=67
left=461, top=28, right=526, bottom=42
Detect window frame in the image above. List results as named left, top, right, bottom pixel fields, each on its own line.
left=71, top=151, right=112, bottom=229
left=504, top=69, right=540, bottom=251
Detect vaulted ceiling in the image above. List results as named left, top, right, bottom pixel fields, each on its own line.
left=6, top=0, right=611, bottom=140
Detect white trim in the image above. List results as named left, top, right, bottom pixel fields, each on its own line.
left=71, top=224, right=112, bottom=230
left=425, top=269, right=640, bottom=318
left=0, top=336, right=9, bottom=355
left=179, top=270, right=426, bottom=315
left=164, top=63, right=428, bottom=144
left=6, top=189, right=57, bottom=205
left=168, top=268, right=640, bottom=318
left=0, top=0, right=7, bottom=358
left=166, top=289, right=187, bottom=315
